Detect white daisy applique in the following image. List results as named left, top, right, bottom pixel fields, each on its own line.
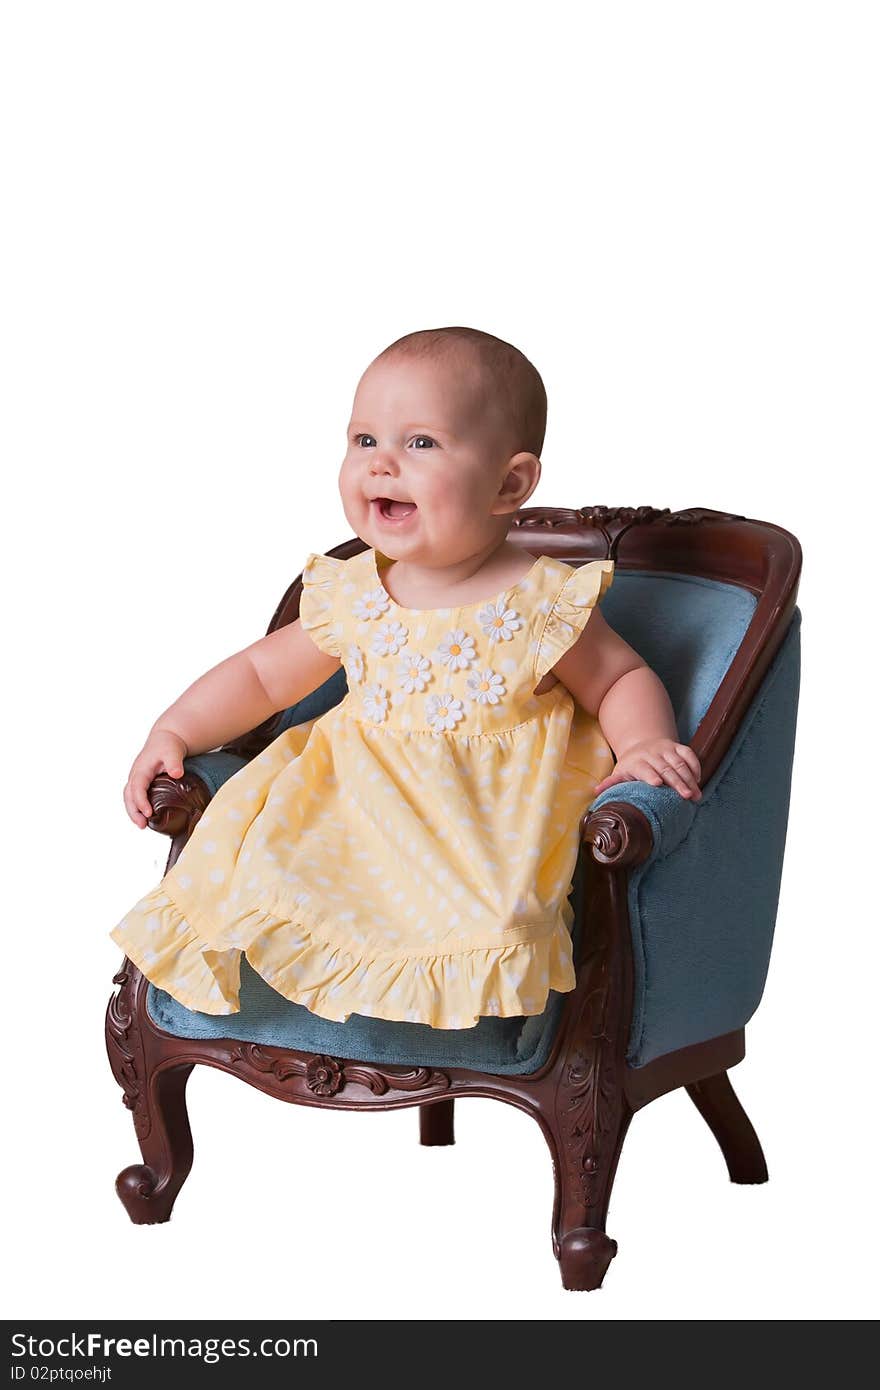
left=465, top=668, right=507, bottom=706
left=436, top=629, right=477, bottom=671
left=479, top=599, right=523, bottom=643
left=371, top=619, right=409, bottom=658
left=425, top=691, right=465, bottom=732
left=397, top=648, right=432, bottom=693
left=346, top=643, right=365, bottom=682
left=353, top=587, right=391, bottom=622
left=362, top=683, right=390, bottom=723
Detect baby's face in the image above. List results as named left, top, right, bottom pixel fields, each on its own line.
left=340, top=355, right=529, bottom=565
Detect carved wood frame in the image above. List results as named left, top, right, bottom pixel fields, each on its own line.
left=106, top=505, right=798, bottom=1291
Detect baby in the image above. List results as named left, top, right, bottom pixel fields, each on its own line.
left=113, top=326, right=700, bottom=1028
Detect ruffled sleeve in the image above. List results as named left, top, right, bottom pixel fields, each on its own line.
left=534, top=559, right=615, bottom=680
left=299, top=551, right=345, bottom=659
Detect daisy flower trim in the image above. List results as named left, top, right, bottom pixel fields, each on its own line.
left=478, top=601, right=523, bottom=643
left=436, top=629, right=477, bottom=671
left=354, top=587, right=391, bottom=622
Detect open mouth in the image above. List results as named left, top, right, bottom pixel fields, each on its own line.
left=371, top=497, right=418, bottom=521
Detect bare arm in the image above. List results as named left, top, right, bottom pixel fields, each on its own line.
left=152, top=619, right=342, bottom=755
left=123, top=620, right=342, bottom=828
left=549, top=608, right=702, bottom=800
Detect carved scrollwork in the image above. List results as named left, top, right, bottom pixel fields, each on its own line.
left=667, top=507, right=746, bottom=525
left=561, top=1032, right=615, bottom=1205
left=520, top=504, right=671, bottom=562
left=511, top=508, right=586, bottom=530
left=146, top=772, right=212, bottom=841
left=581, top=804, right=654, bottom=867
left=576, top=505, right=671, bottom=527
left=557, top=969, right=619, bottom=1211
left=228, top=1043, right=451, bottom=1097
left=306, top=1054, right=344, bottom=1095
left=106, top=965, right=151, bottom=1140
left=573, top=504, right=746, bottom=528
left=512, top=505, right=749, bottom=566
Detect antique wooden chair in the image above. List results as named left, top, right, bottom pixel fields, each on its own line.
left=106, top=505, right=801, bottom=1290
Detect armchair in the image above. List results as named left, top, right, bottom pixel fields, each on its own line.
left=106, top=504, right=801, bottom=1291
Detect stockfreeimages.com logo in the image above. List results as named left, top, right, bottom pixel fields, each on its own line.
left=11, top=1332, right=317, bottom=1366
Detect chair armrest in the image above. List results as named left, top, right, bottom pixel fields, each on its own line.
left=180, top=750, right=251, bottom=796
left=598, top=610, right=800, bottom=1066
left=582, top=782, right=697, bottom=868
left=146, top=750, right=250, bottom=839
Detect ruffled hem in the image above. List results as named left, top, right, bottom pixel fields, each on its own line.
left=109, top=882, right=577, bottom=1030
left=298, top=551, right=345, bottom=660
left=534, top=559, right=615, bottom=681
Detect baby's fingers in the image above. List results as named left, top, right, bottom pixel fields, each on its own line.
left=132, top=769, right=155, bottom=819
left=657, top=752, right=701, bottom=800
left=631, top=752, right=694, bottom=798
left=123, top=778, right=149, bottom=827
left=672, top=742, right=702, bottom=781
left=128, top=760, right=161, bottom=819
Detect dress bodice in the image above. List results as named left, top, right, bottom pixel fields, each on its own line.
left=299, top=545, right=615, bottom=738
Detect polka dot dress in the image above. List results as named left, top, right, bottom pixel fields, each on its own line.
left=109, top=545, right=616, bottom=1029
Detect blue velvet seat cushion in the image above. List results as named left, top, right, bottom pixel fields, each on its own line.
left=146, top=858, right=586, bottom=1074
left=145, top=568, right=784, bottom=1074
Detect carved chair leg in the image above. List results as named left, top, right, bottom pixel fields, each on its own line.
left=540, top=852, right=638, bottom=1291
left=547, top=1098, right=633, bottom=1292
left=116, top=1063, right=196, bottom=1224
left=686, top=1070, right=768, bottom=1184
left=107, top=963, right=196, bottom=1224
left=420, top=1097, right=455, bottom=1146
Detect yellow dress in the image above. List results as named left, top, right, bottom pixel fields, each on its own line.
left=109, top=545, right=615, bottom=1029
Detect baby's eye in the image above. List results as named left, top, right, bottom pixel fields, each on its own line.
left=411, top=436, right=436, bottom=449
left=354, top=433, right=376, bottom=448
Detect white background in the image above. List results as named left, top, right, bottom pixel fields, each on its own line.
left=3, top=1, right=876, bottom=1321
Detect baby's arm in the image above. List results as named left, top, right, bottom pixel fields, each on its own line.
left=123, top=621, right=341, bottom=827
left=550, top=609, right=702, bottom=801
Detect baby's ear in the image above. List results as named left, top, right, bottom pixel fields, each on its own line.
left=499, top=451, right=541, bottom=509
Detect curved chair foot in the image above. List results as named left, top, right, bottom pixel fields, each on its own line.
left=686, top=1070, right=768, bottom=1184
left=419, top=1098, right=455, bottom=1146
left=548, top=1102, right=632, bottom=1291
left=115, top=1064, right=196, bottom=1224
left=558, top=1228, right=619, bottom=1291
left=116, top=1163, right=181, bottom=1224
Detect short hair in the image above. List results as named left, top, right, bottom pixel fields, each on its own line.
left=374, top=326, right=547, bottom=458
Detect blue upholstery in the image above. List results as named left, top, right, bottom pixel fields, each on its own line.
left=592, top=606, right=800, bottom=1065
left=182, top=749, right=249, bottom=796
left=601, top=569, right=758, bottom=743
left=146, top=568, right=799, bottom=1074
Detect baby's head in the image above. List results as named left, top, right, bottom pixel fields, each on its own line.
left=340, top=326, right=546, bottom=566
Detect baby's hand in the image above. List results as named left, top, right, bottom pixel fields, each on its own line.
left=592, top=738, right=702, bottom=801
left=123, top=729, right=189, bottom=828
